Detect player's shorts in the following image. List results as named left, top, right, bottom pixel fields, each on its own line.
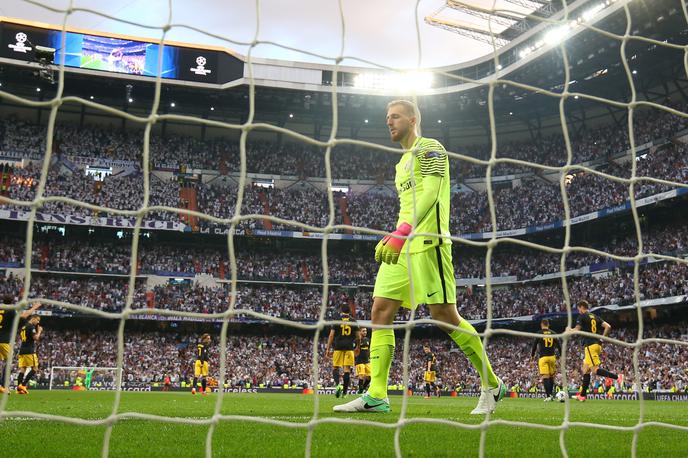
left=424, top=370, right=437, bottom=383
left=538, top=356, right=556, bottom=376
left=194, top=360, right=209, bottom=377
left=373, top=244, right=456, bottom=309
left=355, top=363, right=371, bottom=377
left=18, top=353, right=38, bottom=368
left=584, top=344, right=602, bottom=367
left=332, top=350, right=355, bottom=367
left=0, top=343, right=10, bottom=361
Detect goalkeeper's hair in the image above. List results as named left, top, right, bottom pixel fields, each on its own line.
left=387, top=99, right=421, bottom=134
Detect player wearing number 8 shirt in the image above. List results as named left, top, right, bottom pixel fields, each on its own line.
left=568, top=300, right=620, bottom=401
left=192, top=333, right=211, bottom=395
left=326, top=304, right=357, bottom=399
left=531, top=319, right=560, bottom=401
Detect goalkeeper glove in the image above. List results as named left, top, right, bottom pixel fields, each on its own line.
left=375, top=222, right=412, bottom=264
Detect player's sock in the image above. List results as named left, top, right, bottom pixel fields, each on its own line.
left=595, top=368, right=618, bottom=379
left=425, top=383, right=431, bottom=397
left=367, top=329, right=395, bottom=399
left=23, top=368, right=34, bottom=386
left=192, top=377, right=198, bottom=390
left=543, top=378, right=553, bottom=397
left=449, top=320, right=499, bottom=389
left=0, top=363, right=6, bottom=387
left=17, top=371, right=24, bottom=386
left=358, top=379, right=365, bottom=393
left=363, top=378, right=371, bottom=391
left=201, top=377, right=207, bottom=392
left=342, top=372, right=350, bottom=395
left=581, top=373, right=590, bottom=397
left=332, top=368, right=340, bottom=386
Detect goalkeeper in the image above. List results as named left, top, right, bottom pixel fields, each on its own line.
left=334, top=100, right=505, bottom=415
left=85, top=368, right=94, bottom=389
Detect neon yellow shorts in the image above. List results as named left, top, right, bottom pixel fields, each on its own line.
left=424, top=371, right=437, bottom=383
left=333, top=350, right=355, bottom=368
left=373, top=244, right=456, bottom=309
left=538, top=356, right=556, bottom=376
left=355, top=363, right=371, bottom=377
left=18, top=354, right=38, bottom=368
left=584, top=344, right=601, bottom=367
left=0, top=343, right=10, bottom=361
left=194, top=360, right=209, bottom=377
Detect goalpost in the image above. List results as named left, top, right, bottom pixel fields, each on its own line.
left=0, top=0, right=687, bottom=457
left=48, top=366, right=122, bottom=391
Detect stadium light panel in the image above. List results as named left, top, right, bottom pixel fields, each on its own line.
left=289, top=113, right=294, bottom=118
left=437, top=119, right=442, bottom=124
left=170, top=102, right=176, bottom=107
left=364, top=119, right=369, bottom=123
left=128, top=98, right=133, bottom=103
left=210, top=107, right=215, bottom=111
left=544, top=25, right=569, bottom=46
left=36, top=87, right=41, bottom=92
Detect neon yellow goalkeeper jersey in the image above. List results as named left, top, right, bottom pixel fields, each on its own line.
left=395, top=136, right=452, bottom=253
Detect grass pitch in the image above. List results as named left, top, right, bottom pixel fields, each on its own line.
left=0, top=391, right=686, bottom=457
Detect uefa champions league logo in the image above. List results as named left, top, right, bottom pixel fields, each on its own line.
left=190, top=56, right=212, bottom=76
left=8, top=32, right=32, bottom=53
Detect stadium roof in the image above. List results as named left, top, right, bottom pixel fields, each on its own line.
left=0, top=0, right=550, bottom=69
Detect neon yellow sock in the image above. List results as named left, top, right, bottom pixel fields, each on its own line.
left=366, top=329, right=395, bottom=399
left=449, top=320, right=499, bottom=389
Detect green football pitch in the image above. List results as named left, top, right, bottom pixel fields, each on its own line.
left=0, top=391, right=686, bottom=457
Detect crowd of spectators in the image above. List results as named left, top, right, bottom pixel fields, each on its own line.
left=1, top=216, right=686, bottom=286
left=6, top=322, right=686, bottom=394
left=2, top=138, right=687, bottom=236
left=0, top=243, right=687, bottom=321
left=2, top=101, right=686, bottom=181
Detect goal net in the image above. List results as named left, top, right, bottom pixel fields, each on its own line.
left=0, top=0, right=687, bottom=457
left=49, top=367, right=121, bottom=391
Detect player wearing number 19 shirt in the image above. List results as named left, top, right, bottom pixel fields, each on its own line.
left=192, top=333, right=211, bottom=395
left=531, top=319, right=560, bottom=401
left=568, top=300, right=619, bottom=401
left=326, top=304, right=357, bottom=399
left=334, top=100, right=504, bottom=415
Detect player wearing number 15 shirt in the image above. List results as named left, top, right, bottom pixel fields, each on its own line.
left=326, top=304, right=358, bottom=399
left=531, top=319, right=560, bottom=401
left=568, top=300, right=620, bottom=401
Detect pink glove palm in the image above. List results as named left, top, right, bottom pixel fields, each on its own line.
left=374, top=222, right=412, bottom=264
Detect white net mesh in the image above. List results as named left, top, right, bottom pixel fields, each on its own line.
left=0, top=1, right=687, bottom=457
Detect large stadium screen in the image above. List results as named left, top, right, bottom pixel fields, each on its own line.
left=1, top=21, right=243, bottom=83
left=49, top=32, right=179, bottom=78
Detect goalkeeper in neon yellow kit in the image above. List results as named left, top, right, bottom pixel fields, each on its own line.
left=334, top=100, right=505, bottom=415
